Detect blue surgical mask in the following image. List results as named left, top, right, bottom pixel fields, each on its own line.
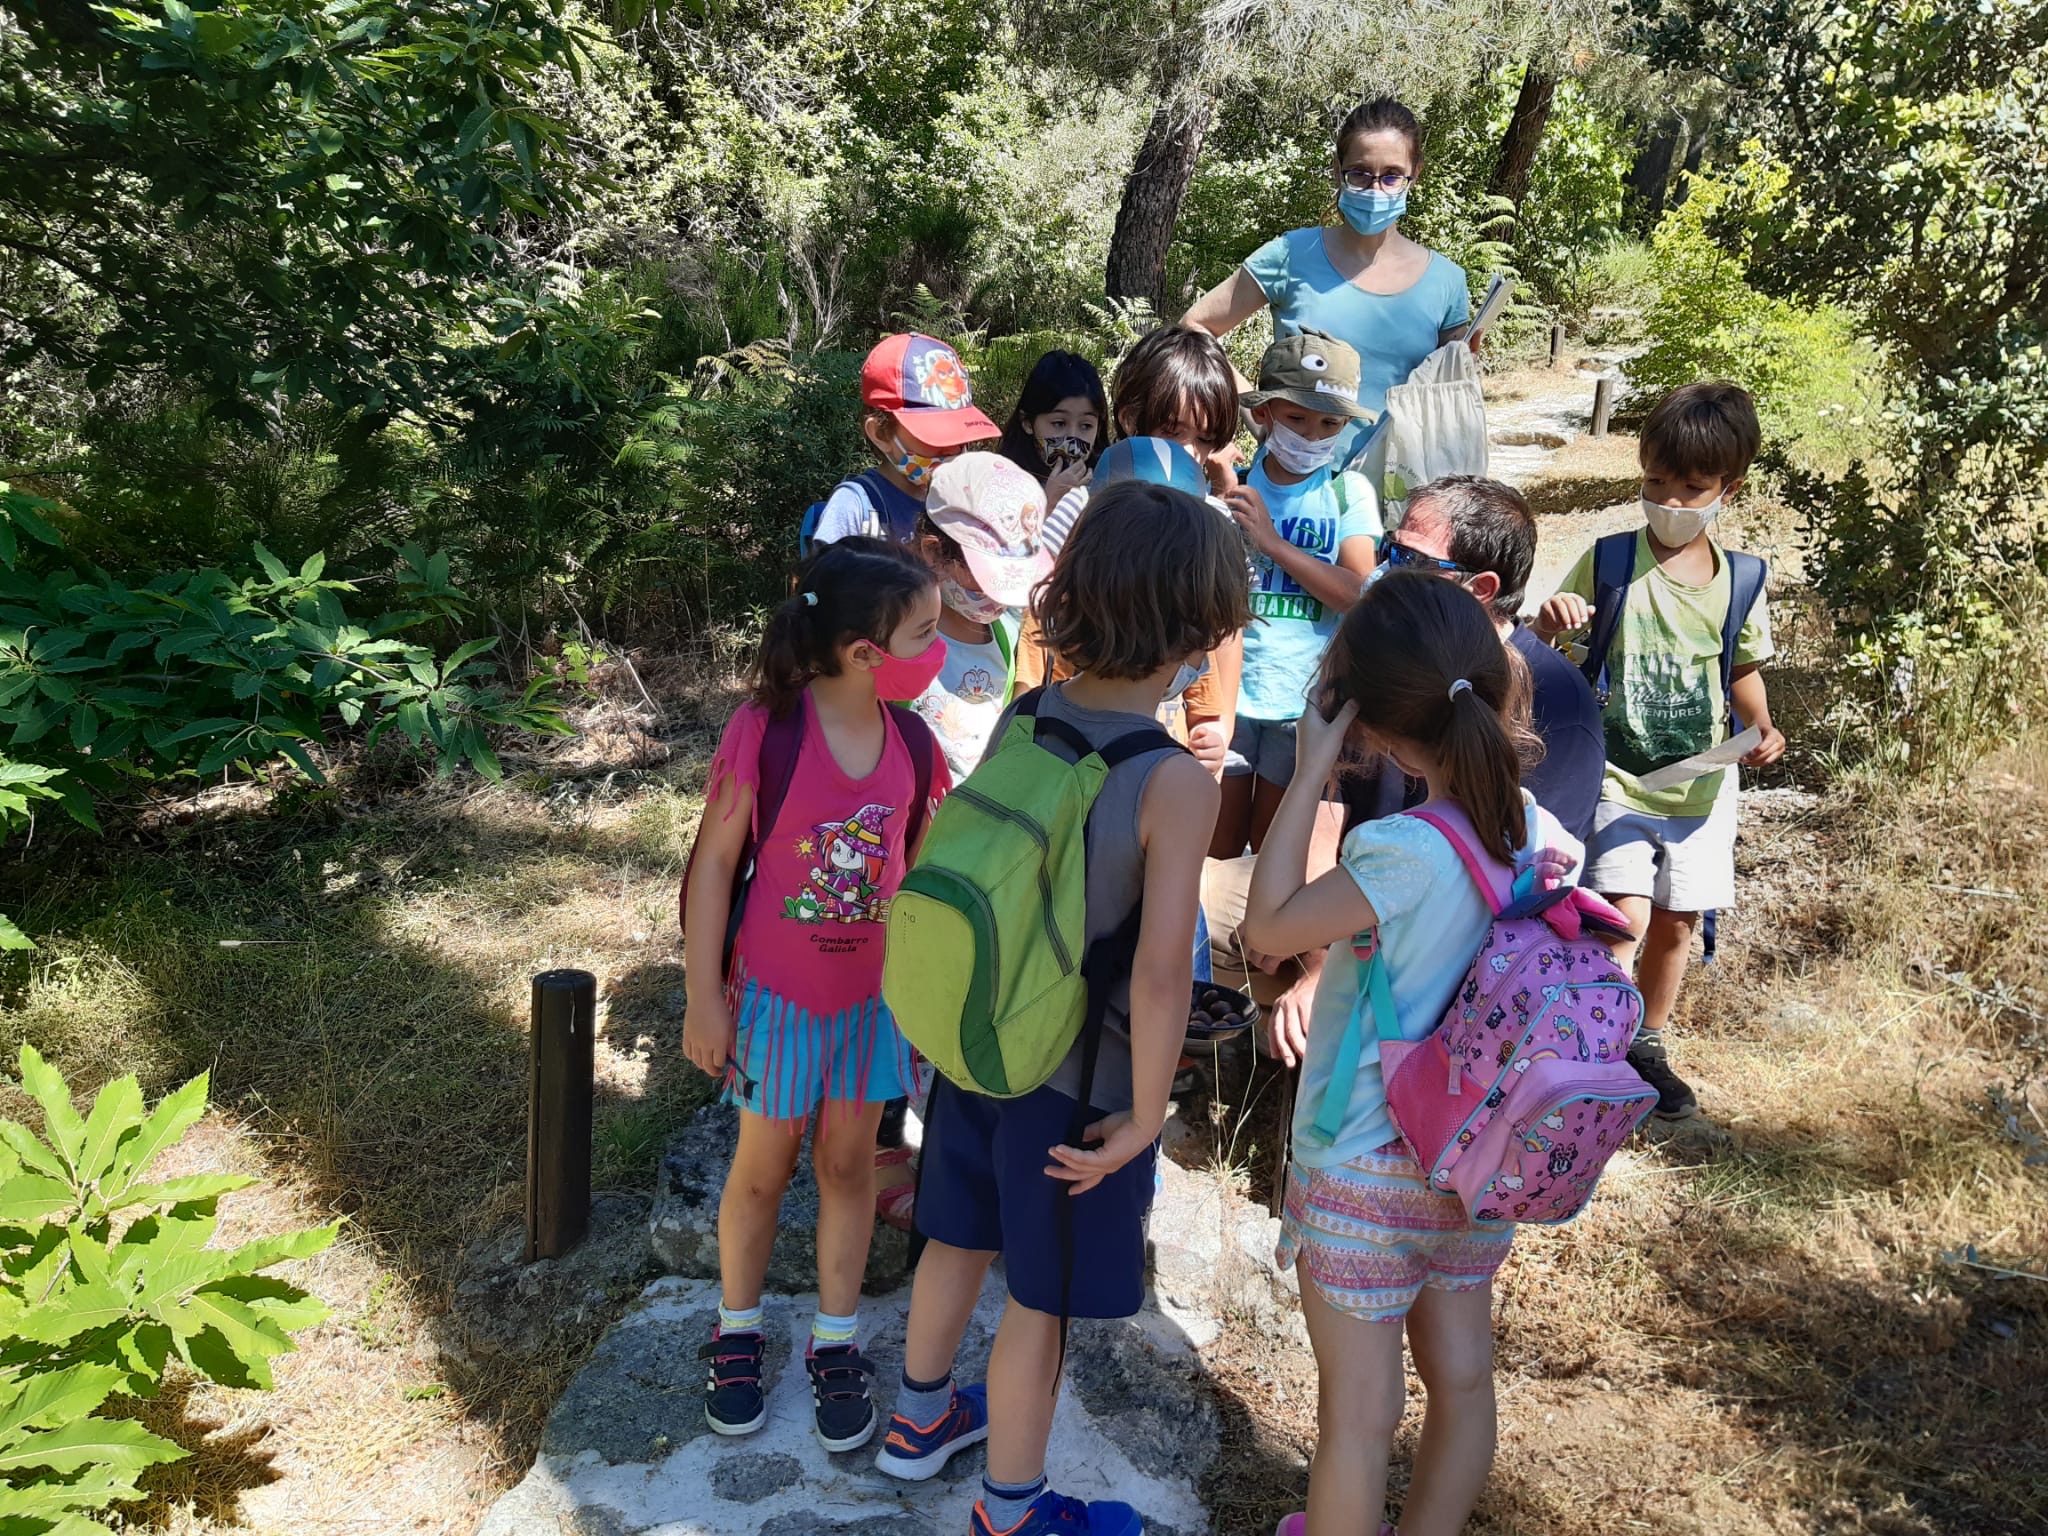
left=1339, top=187, right=1407, bottom=236
left=1164, top=657, right=1209, bottom=702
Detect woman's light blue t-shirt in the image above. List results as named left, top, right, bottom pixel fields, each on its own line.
left=1244, top=229, right=1471, bottom=463
left=1292, top=797, right=1580, bottom=1171
left=1238, top=454, right=1381, bottom=722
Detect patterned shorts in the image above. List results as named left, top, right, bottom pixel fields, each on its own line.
left=1277, top=1142, right=1515, bottom=1322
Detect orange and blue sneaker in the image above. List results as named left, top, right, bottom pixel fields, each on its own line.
left=873, top=1382, right=989, bottom=1481
left=970, top=1489, right=1141, bottom=1536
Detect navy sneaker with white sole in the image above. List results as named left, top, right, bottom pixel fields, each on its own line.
left=874, top=1381, right=989, bottom=1481
left=699, top=1328, right=767, bottom=1436
left=806, top=1341, right=877, bottom=1452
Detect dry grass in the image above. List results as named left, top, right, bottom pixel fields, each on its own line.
left=3, top=590, right=2044, bottom=1532
left=1191, top=723, right=2048, bottom=1534
left=0, top=682, right=738, bottom=1531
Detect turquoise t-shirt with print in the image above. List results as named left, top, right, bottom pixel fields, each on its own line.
left=1243, top=229, right=1471, bottom=463
left=1292, top=796, right=1582, bottom=1171
left=1238, top=455, right=1381, bottom=722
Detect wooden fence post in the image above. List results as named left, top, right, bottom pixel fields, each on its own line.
left=526, top=969, right=596, bottom=1262
left=1550, top=322, right=1565, bottom=368
left=1591, top=376, right=1616, bottom=438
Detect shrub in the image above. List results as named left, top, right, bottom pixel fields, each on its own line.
left=1624, top=165, right=1881, bottom=473
left=0, top=1046, right=337, bottom=1530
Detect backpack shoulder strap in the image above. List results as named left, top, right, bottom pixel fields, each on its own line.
left=1719, top=550, right=1768, bottom=711
left=885, top=703, right=937, bottom=853
left=1580, top=531, right=1638, bottom=702
left=714, top=703, right=806, bottom=974
left=1404, top=808, right=1506, bottom=917
left=991, top=613, right=1019, bottom=702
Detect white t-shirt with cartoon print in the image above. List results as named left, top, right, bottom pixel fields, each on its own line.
left=909, top=631, right=1010, bottom=780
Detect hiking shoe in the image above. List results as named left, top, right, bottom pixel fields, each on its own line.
left=699, top=1327, right=767, bottom=1436
left=970, top=1489, right=1142, bottom=1536
left=875, top=1382, right=989, bottom=1481
left=806, top=1341, right=877, bottom=1451
left=1627, top=1037, right=1698, bottom=1120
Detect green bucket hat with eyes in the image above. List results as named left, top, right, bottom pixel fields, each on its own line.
left=1241, top=327, right=1375, bottom=420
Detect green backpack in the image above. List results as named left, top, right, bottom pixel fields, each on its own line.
left=883, top=689, right=1175, bottom=1100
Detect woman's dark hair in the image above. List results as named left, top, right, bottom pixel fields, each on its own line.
left=1316, top=570, right=1536, bottom=862
left=755, top=537, right=935, bottom=717
left=1110, top=325, right=1239, bottom=454
left=1036, top=481, right=1252, bottom=680
left=998, top=351, right=1109, bottom=484
left=1337, top=96, right=1423, bottom=169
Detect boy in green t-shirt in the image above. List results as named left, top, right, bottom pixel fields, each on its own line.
left=1535, top=382, right=1786, bottom=1121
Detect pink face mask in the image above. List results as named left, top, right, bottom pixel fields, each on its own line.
left=867, top=634, right=948, bottom=701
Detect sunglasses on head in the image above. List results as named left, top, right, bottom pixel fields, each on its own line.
left=1375, top=533, right=1471, bottom=575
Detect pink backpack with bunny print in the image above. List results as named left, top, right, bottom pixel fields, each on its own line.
left=1321, top=806, right=1657, bottom=1226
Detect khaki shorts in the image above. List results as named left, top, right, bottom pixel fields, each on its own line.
left=1584, top=772, right=1740, bottom=913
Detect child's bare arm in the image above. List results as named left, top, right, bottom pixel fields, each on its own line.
left=1045, top=752, right=1216, bottom=1195
left=1729, top=665, right=1787, bottom=766
left=681, top=770, right=752, bottom=1076
left=1243, top=702, right=1377, bottom=957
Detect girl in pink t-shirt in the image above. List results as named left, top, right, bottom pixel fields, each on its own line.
left=681, top=537, right=950, bottom=1451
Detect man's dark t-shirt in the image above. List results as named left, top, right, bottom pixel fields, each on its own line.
left=1336, top=624, right=1606, bottom=847
left=1509, top=623, right=1604, bottom=846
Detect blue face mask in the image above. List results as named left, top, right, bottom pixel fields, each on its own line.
left=1339, top=187, right=1407, bottom=236
left=1164, top=657, right=1209, bottom=702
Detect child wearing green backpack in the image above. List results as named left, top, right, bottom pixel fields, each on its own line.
left=873, top=481, right=1252, bottom=1536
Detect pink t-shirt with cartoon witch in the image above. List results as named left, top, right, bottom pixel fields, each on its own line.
left=707, top=694, right=950, bottom=1018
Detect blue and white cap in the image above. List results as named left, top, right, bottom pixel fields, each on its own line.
left=1091, top=436, right=1210, bottom=498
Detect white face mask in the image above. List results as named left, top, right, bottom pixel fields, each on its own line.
left=940, top=577, right=1009, bottom=626
left=1263, top=418, right=1341, bottom=475
left=1164, top=656, right=1209, bottom=702
left=1641, top=493, right=1722, bottom=547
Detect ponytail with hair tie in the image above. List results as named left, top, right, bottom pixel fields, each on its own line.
left=752, top=538, right=935, bottom=718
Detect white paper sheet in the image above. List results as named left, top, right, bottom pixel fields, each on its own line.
left=1633, top=726, right=1763, bottom=793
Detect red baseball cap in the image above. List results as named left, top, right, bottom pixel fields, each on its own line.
left=861, top=333, right=1000, bottom=450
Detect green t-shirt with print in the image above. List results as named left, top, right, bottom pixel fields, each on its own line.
left=1559, top=531, right=1773, bottom=818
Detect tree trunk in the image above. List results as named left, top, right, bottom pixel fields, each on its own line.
left=1105, top=97, right=1215, bottom=315
left=1625, top=117, right=1680, bottom=233
left=1487, top=67, right=1556, bottom=206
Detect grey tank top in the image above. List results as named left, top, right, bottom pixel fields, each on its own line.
left=983, top=683, right=1182, bottom=1112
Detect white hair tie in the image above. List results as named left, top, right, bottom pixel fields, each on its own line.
left=1447, top=678, right=1474, bottom=701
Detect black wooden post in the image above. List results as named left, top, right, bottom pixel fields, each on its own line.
left=1550, top=322, right=1565, bottom=368
left=526, top=969, right=596, bottom=1262
left=1591, top=376, right=1616, bottom=438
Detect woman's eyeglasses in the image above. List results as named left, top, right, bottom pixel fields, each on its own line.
left=1340, top=169, right=1416, bottom=193
left=1375, top=534, right=1470, bottom=575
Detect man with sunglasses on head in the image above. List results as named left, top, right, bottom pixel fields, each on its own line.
left=1341, top=474, right=1604, bottom=843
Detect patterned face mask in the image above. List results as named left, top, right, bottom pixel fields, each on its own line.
left=1037, top=434, right=1091, bottom=473
left=891, top=434, right=947, bottom=487
left=941, top=577, right=1009, bottom=625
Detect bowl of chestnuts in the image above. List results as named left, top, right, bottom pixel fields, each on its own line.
left=1186, top=980, right=1259, bottom=1041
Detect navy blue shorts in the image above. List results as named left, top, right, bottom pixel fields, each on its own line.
left=914, top=1077, right=1156, bottom=1320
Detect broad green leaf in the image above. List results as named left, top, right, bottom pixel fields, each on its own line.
left=73, top=1076, right=143, bottom=1189
left=223, top=1219, right=342, bottom=1273
left=14, top=1047, right=84, bottom=1172
left=299, top=551, right=325, bottom=582
left=102, top=1072, right=207, bottom=1199
left=10, top=1282, right=134, bottom=1346
left=202, top=1274, right=329, bottom=1334
left=0, top=913, right=32, bottom=951
left=113, top=1174, right=255, bottom=1211
left=0, top=1364, right=124, bottom=1437
left=0, top=1412, right=187, bottom=1474
left=0, top=1176, right=75, bottom=1226
left=173, top=1291, right=294, bottom=1390
left=0, top=1121, right=68, bottom=1182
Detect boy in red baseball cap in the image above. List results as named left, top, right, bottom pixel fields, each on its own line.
left=809, top=334, right=1001, bottom=550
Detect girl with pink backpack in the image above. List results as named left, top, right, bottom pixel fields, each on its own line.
left=1243, top=570, right=1646, bottom=1536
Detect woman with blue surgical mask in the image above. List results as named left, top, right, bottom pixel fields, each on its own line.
left=1181, top=95, right=1475, bottom=469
